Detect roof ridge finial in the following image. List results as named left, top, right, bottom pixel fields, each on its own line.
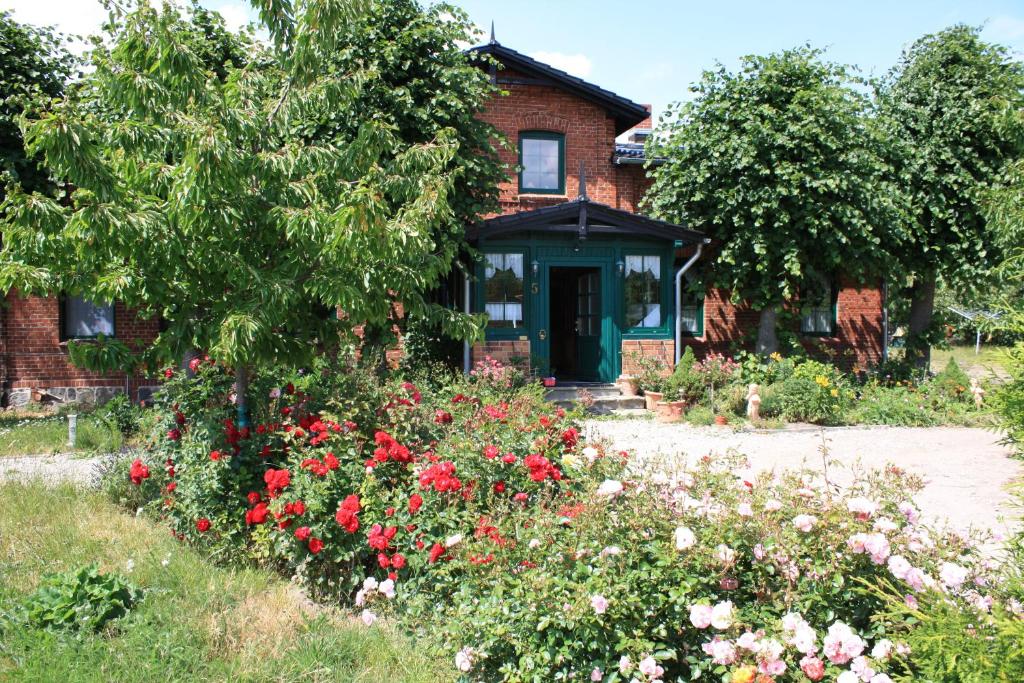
left=578, top=160, right=587, bottom=201
left=489, top=20, right=497, bottom=45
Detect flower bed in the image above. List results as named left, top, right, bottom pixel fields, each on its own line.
left=112, top=354, right=1019, bottom=681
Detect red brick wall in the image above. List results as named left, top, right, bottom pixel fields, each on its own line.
left=621, top=277, right=883, bottom=373
left=1, top=290, right=159, bottom=404
left=482, top=70, right=645, bottom=216
left=471, top=340, right=531, bottom=374
left=621, top=339, right=674, bottom=376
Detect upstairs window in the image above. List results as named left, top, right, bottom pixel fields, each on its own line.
left=61, top=295, right=115, bottom=340
left=800, top=276, right=837, bottom=336
left=624, top=254, right=661, bottom=328
left=518, top=131, right=564, bottom=194
left=483, top=253, right=524, bottom=328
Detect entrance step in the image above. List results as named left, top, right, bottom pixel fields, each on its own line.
left=545, top=382, right=645, bottom=414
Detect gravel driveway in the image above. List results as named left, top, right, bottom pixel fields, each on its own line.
left=0, top=453, right=103, bottom=486
left=586, top=420, right=1023, bottom=538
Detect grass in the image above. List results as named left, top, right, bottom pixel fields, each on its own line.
left=0, top=481, right=451, bottom=683
left=0, top=410, right=124, bottom=457
left=931, top=344, right=1012, bottom=379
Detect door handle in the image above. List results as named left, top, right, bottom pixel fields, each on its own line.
left=538, top=329, right=547, bottom=340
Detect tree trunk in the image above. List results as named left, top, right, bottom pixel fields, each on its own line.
left=235, top=365, right=250, bottom=428
left=907, top=276, right=936, bottom=370
left=755, top=307, right=779, bottom=356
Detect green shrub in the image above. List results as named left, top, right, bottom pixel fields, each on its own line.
left=848, top=383, right=940, bottom=427
left=994, top=344, right=1024, bottom=455
left=16, top=564, right=141, bottom=633
left=774, top=359, right=852, bottom=424
left=663, top=346, right=705, bottom=402
left=931, top=357, right=972, bottom=402
left=99, top=393, right=143, bottom=438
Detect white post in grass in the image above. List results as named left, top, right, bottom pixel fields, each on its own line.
left=67, top=413, right=77, bottom=449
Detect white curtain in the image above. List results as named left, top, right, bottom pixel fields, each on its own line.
left=64, top=296, right=114, bottom=337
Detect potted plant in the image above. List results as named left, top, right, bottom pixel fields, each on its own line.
left=628, top=351, right=669, bottom=411
left=616, top=374, right=639, bottom=397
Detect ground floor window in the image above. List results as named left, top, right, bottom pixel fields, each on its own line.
left=679, top=270, right=704, bottom=336
left=624, top=254, right=661, bottom=328
left=483, top=253, right=524, bottom=328
left=800, top=276, right=837, bottom=336
left=61, top=295, right=115, bottom=339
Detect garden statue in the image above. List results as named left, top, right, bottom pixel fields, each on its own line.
left=970, top=378, right=985, bottom=408
left=745, top=383, right=761, bottom=421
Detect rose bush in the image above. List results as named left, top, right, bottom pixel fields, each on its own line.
left=115, top=353, right=1017, bottom=681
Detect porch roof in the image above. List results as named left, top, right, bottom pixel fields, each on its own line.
left=465, top=198, right=707, bottom=244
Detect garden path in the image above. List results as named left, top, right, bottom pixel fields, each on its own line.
left=587, top=420, right=1022, bottom=539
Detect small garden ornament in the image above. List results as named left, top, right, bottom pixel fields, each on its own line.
left=970, top=378, right=985, bottom=408
left=745, top=383, right=762, bottom=421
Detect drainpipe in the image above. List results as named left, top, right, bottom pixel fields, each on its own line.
left=463, top=272, right=472, bottom=375
left=674, top=239, right=710, bottom=365
left=881, top=279, right=889, bottom=363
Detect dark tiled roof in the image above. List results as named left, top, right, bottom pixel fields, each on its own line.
left=468, top=42, right=650, bottom=135
left=466, top=198, right=706, bottom=244
left=612, top=142, right=665, bottom=166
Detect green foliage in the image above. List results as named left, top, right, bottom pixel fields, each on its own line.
left=400, top=316, right=462, bottom=371
left=629, top=350, right=669, bottom=394
left=877, top=26, right=1024, bottom=290
left=0, top=11, right=75, bottom=199
left=647, top=46, right=908, bottom=313
left=98, top=393, right=143, bottom=438
left=993, top=344, right=1024, bottom=455
left=663, top=345, right=704, bottom=402
left=931, top=357, right=971, bottom=402
left=0, top=0, right=496, bottom=381
left=16, top=564, right=141, bottom=633
left=774, top=359, right=853, bottom=424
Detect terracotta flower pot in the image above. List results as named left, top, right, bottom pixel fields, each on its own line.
left=655, top=399, right=686, bottom=422
left=643, top=391, right=663, bottom=411
left=542, top=377, right=557, bottom=388
left=714, top=414, right=729, bottom=426
left=617, top=376, right=639, bottom=397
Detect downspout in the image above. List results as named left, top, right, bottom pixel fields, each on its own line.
left=674, top=239, right=710, bottom=365
left=463, top=272, right=472, bottom=375
left=881, top=279, right=889, bottom=363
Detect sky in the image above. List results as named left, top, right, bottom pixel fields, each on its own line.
left=4, top=0, right=1024, bottom=125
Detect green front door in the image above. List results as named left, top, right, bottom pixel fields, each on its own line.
left=575, top=270, right=602, bottom=381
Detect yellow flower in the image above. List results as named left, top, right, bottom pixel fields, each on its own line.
left=830, top=388, right=839, bottom=397
left=769, top=352, right=782, bottom=362
left=730, top=666, right=756, bottom=683
left=814, top=375, right=830, bottom=388
left=562, top=453, right=579, bottom=469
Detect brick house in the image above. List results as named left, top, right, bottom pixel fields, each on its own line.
left=0, top=33, right=885, bottom=406
left=463, top=36, right=885, bottom=381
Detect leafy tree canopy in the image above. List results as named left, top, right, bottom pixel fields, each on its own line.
left=645, top=46, right=909, bottom=332
left=0, top=1, right=499, bottom=387
left=878, top=24, right=1024, bottom=288
left=0, top=10, right=75, bottom=198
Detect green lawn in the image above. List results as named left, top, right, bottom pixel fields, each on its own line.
left=931, top=344, right=1012, bottom=379
left=0, top=410, right=124, bottom=457
left=0, top=481, right=450, bottom=682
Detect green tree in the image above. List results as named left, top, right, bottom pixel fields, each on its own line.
left=0, top=0, right=497, bottom=421
left=877, top=25, right=1024, bottom=367
left=0, top=10, right=75, bottom=199
left=646, top=47, right=908, bottom=354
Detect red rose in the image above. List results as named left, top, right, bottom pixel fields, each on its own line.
left=210, top=450, right=221, bottom=461
left=188, top=357, right=202, bottom=372
left=561, top=428, right=579, bottom=448
left=308, top=537, right=324, bottom=554
left=493, top=481, right=506, bottom=494
left=388, top=571, right=398, bottom=581
left=323, top=452, right=339, bottom=470
left=385, top=507, right=395, bottom=517
left=195, top=518, right=211, bottom=532
left=391, top=553, right=406, bottom=569
left=247, top=491, right=261, bottom=505
left=129, top=459, right=150, bottom=485
left=292, top=500, right=305, bottom=516
left=428, top=542, right=445, bottom=564
left=483, top=445, right=499, bottom=459
left=501, top=454, right=517, bottom=464
left=263, top=468, right=291, bottom=495
left=167, top=428, right=181, bottom=441
left=294, top=526, right=311, bottom=541
left=335, top=494, right=361, bottom=533
left=434, top=409, right=453, bottom=424
left=166, top=481, right=176, bottom=493
left=408, top=493, right=423, bottom=514
left=164, top=368, right=174, bottom=378
left=378, top=553, right=391, bottom=568
left=246, top=502, right=270, bottom=525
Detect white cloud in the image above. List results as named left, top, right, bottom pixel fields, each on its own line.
left=530, top=51, right=593, bottom=79
left=3, top=0, right=108, bottom=47
left=215, top=2, right=253, bottom=32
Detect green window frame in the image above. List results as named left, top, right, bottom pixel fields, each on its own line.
left=800, top=276, right=837, bottom=337
left=482, top=252, right=525, bottom=330
left=624, top=254, right=663, bottom=329
left=679, top=271, right=704, bottom=337
left=59, top=294, right=116, bottom=341
left=518, top=131, right=565, bottom=195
